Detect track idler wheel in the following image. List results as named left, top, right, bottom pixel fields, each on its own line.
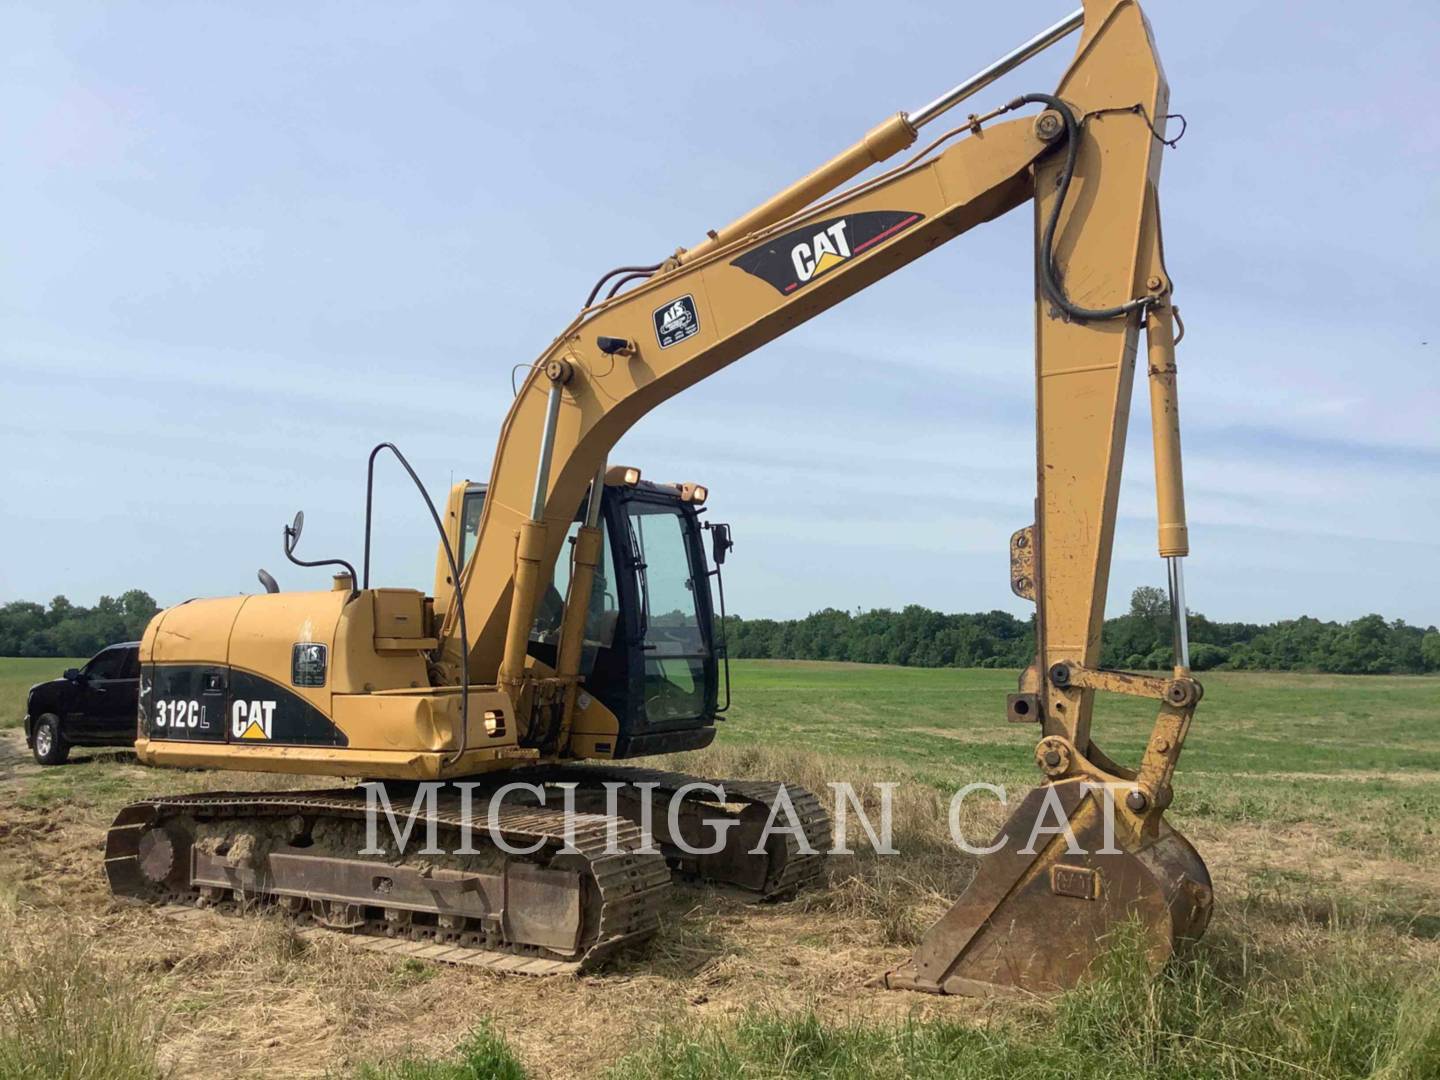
left=884, top=778, right=1211, bottom=996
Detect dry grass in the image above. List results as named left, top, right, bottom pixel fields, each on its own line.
left=662, top=741, right=1012, bottom=946
left=0, top=910, right=162, bottom=1080
left=0, top=732, right=1033, bottom=1077
left=1, top=659, right=1438, bottom=1079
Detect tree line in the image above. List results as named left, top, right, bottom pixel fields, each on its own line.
left=720, top=587, right=1440, bottom=675
left=3, top=587, right=1436, bottom=674
left=0, top=592, right=159, bottom=658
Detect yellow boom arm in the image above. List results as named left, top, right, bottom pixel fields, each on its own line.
left=449, top=0, right=1185, bottom=722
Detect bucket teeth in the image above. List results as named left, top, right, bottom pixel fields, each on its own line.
left=886, top=780, right=1211, bottom=996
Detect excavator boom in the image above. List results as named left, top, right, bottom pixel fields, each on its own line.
left=447, top=0, right=1177, bottom=690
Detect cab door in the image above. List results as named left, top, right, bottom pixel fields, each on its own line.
left=524, top=483, right=718, bottom=757
left=622, top=495, right=716, bottom=728
left=69, top=646, right=132, bottom=740
left=602, top=487, right=718, bottom=755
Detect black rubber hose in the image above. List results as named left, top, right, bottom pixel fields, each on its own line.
left=584, top=262, right=663, bottom=308
left=1014, top=92, right=1147, bottom=323
left=281, top=539, right=357, bottom=591
left=362, top=442, right=469, bottom=765
left=604, top=270, right=654, bottom=300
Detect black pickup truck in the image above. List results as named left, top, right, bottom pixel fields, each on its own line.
left=23, top=642, right=141, bottom=765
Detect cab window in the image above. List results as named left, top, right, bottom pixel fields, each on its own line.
left=626, top=501, right=708, bottom=722
left=531, top=518, right=622, bottom=663
left=85, top=648, right=129, bottom=680
left=458, top=489, right=486, bottom=567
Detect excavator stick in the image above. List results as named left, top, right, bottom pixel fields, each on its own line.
left=884, top=287, right=1212, bottom=993
left=885, top=780, right=1211, bottom=995
left=879, top=0, right=1209, bottom=994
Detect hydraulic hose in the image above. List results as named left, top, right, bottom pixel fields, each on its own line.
left=1013, top=92, right=1152, bottom=323
left=604, top=270, right=654, bottom=300
left=584, top=262, right=663, bottom=308
left=361, top=441, right=470, bottom=766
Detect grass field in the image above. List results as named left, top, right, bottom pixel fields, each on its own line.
left=0, top=656, right=86, bottom=732
left=1, top=657, right=1437, bottom=1078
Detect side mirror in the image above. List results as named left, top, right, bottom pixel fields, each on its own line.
left=278, top=508, right=359, bottom=588
left=63, top=667, right=81, bottom=681
left=710, top=522, right=733, bottom=566
left=284, top=510, right=305, bottom=555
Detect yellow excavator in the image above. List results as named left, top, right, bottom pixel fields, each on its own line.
left=106, top=0, right=1211, bottom=994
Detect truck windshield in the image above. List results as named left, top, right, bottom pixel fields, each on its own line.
left=628, top=501, right=707, bottom=722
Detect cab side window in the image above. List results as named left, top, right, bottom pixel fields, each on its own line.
left=85, top=648, right=128, bottom=680
left=458, top=490, right=486, bottom=567
left=531, top=520, right=621, bottom=653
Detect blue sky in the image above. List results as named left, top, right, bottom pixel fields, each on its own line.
left=2, top=2, right=1436, bottom=627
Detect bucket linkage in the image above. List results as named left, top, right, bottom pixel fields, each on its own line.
left=885, top=662, right=1212, bottom=995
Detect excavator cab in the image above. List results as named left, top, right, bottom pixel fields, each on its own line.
left=441, top=474, right=723, bottom=758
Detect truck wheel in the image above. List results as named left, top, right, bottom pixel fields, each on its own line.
left=32, top=715, right=70, bottom=765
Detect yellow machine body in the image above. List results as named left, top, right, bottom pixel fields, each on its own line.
left=122, top=0, right=1211, bottom=993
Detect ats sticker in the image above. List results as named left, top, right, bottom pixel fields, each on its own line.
left=730, top=210, right=924, bottom=295
left=653, top=295, right=700, bottom=348
left=292, top=642, right=328, bottom=687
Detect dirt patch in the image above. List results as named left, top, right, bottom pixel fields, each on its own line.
left=0, top=730, right=41, bottom=782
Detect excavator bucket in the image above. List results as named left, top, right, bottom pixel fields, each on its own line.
left=885, top=779, right=1212, bottom=996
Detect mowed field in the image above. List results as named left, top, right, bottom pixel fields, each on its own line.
left=1, top=657, right=1438, bottom=1078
